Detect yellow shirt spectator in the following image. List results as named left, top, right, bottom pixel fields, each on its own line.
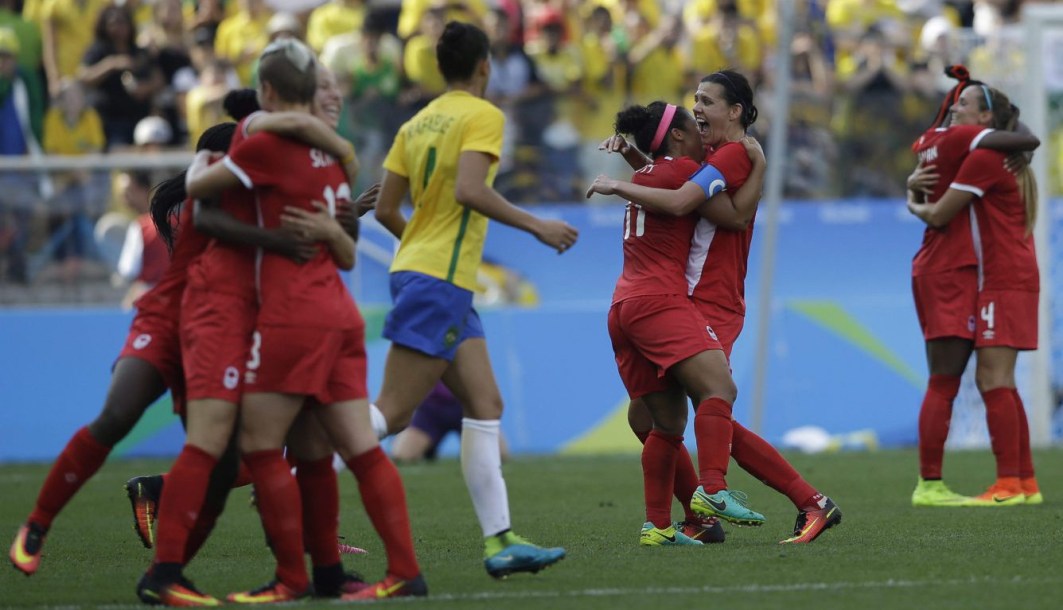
left=594, top=0, right=660, bottom=30
left=41, top=0, right=109, bottom=80
left=383, top=90, right=503, bottom=291
left=306, top=0, right=365, bottom=53
left=687, top=18, right=762, bottom=77
left=396, top=0, right=487, bottom=40
left=403, top=33, right=446, bottom=96
left=214, top=4, right=272, bottom=85
left=574, top=29, right=626, bottom=139
left=43, top=106, right=104, bottom=155
left=630, top=45, right=685, bottom=106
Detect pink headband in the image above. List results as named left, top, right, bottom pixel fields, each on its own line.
left=649, top=104, right=677, bottom=154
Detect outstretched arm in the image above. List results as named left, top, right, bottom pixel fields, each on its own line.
left=246, top=112, right=359, bottom=185
left=977, top=128, right=1040, bottom=153
left=194, top=199, right=317, bottom=263
left=456, top=151, right=578, bottom=253
left=586, top=176, right=707, bottom=216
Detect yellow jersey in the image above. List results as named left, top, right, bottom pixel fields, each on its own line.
left=383, top=90, right=504, bottom=292
left=43, top=107, right=104, bottom=155
left=41, top=0, right=109, bottom=79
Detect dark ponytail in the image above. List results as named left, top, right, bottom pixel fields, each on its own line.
left=614, top=101, right=688, bottom=156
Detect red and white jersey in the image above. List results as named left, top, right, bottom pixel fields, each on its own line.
left=910, top=124, right=994, bottom=276
left=951, top=149, right=1039, bottom=292
left=688, top=141, right=754, bottom=315
left=611, top=156, right=701, bottom=304
left=225, top=130, right=360, bottom=330
left=186, top=117, right=258, bottom=298
left=133, top=201, right=208, bottom=317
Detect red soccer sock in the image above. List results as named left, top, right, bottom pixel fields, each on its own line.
left=731, top=422, right=819, bottom=510
left=232, top=461, right=253, bottom=488
left=918, top=374, right=960, bottom=480
left=634, top=428, right=697, bottom=521
left=28, top=427, right=111, bottom=530
left=693, top=398, right=734, bottom=493
left=244, top=449, right=308, bottom=591
left=1011, top=389, right=1035, bottom=479
left=982, top=388, right=1020, bottom=479
left=296, top=457, right=340, bottom=567
left=154, top=444, right=217, bottom=565
left=642, top=430, right=681, bottom=529
left=182, top=500, right=222, bottom=564
left=345, top=447, right=419, bottom=580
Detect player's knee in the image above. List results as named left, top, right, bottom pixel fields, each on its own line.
left=975, top=368, right=1013, bottom=393
left=464, top=394, right=503, bottom=420
left=89, top=403, right=143, bottom=445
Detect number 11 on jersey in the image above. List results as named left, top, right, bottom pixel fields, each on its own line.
left=624, top=204, right=646, bottom=239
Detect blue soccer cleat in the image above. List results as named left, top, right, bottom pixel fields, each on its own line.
left=483, top=532, right=565, bottom=579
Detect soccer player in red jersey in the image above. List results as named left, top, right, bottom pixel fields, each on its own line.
left=178, top=40, right=423, bottom=604
left=604, top=100, right=759, bottom=545
left=7, top=123, right=240, bottom=578
left=907, top=82, right=1042, bottom=507
left=589, top=70, right=840, bottom=544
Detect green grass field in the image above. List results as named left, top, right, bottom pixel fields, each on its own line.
left=2, top=449, right=1061, bottom=609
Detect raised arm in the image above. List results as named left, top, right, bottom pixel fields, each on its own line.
left=977, top=128, right=1040, bottom=153
left=185, top=150, right=241, bottom=199
left=455, top=151, right=578, bottom=253
left=246, top=112, right=359, bottom=184
left=586, top=175, right=707, bottom=216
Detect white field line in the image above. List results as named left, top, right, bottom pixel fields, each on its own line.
left=16, top=575, right=1060, bottom=609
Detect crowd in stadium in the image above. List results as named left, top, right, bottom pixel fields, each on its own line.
left=0, top=0, right=1042, bottom=288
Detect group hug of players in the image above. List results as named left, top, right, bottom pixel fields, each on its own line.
left=7, top=17, right=1043, bottom=607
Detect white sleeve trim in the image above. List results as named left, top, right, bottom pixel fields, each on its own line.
left=117, top=222, right=144, bottom=280
left=223, top=155, right=254, bottom=189
left=242, top=110, right=266, bottom=137
left=969, top=128, right=994, bottom=151
left=950, top=182, right=985, bottom=197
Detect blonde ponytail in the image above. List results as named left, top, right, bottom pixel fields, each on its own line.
left=1019, top=166, right=1038, bottom=236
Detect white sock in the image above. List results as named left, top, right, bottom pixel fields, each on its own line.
left=460, top=418, right=511, bottom=537
left=369, top=402, right=388, bottom=440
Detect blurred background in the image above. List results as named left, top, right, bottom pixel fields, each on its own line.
left=2, top=0, right=1062, bottom=461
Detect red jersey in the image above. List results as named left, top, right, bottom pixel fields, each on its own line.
left=951, top=149, right=1039, bottom=291
left=611, top=156, right=701, bottom=304
left=910, top=124, right=993, bottom=276
left=186, top=116, right=259, bottom=297
left=226, top=130, right=359, bottom=330
left=688, top=141, right=754, bottom=315
left=132, top=201, right=209, bottom=316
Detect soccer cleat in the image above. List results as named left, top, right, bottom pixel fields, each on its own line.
left=337, top=536, right=368, bottom=555
left=226, top=580, right=309, bottom=604
left=911, top=478, right=970, bottom=507
left=139, top=572, right=221, bottom=607
left=1021, top=477, right=1043, bottom=505
left=677, top=516, right=725, bottom=544
left=312, top=563, right=367, bottom=598
left=639, top=522, right=701, bottom=547
left=690, top=487, right=766, bottom=526
left=9, top=522, right=46, bottom=576
left=125, top=475, right=163, bottom=549
left=483, top=532, right=566, bottom=579
left=780, top=497, right=842, bottom=544
left=339, top=573, right=427, bottom=601
left=965, top=479, right=1025, bottom=507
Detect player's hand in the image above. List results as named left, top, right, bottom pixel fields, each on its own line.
left=534, top=218, right=579, bottom=254
left=351, top=182, right=380, bottom=217
left=740, top=135, right=765, bottom=166
left=598, top=134, right=630, bottom=155
left=585, top=174, right=620, bottom=198
left=272, top=228, right=318, bottom=263
left=1004, top=151, right=1032, bottom=175
left=281, top=201, right=341, bottom=241
left=906, top=164, right=938, bottom=195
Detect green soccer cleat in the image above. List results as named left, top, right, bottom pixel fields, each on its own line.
left=690, top=487, right=766, bottom=526
left=639, top=523, right=701, bottom=547
left=483, top=532, right=565, bottom=579
left=911, top=478, right=971, bottom=507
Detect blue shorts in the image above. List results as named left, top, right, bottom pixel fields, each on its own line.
left=383, top=271, right=485, bottom=361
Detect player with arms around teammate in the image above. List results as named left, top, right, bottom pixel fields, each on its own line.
left=605, top=100, right=757, bottom=546
left=590, top=70, right=841, bottom=544
left=371, top=21, right=575, bottom=578
left=907, top=82, right=1042, bottom=507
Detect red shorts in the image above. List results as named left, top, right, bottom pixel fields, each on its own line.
left=608, top=295, right=721, bottom=399
left=692, top=299, right=745, bottom=359
left=245, top=325, right=368, bottom=405
left=975, top=289, right=1038, bottom=350
left=117, top=310, right=185, bottom=412
left=181, top=288, right=256, bottom=403
left=912, top=268, right=977, bottom=341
